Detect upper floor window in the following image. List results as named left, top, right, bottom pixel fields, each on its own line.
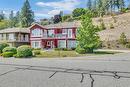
left=9, top=34, right=14, bottom=40
left=68, top=29, right=72, bottom=38
left=62, top=29, right=67, bottom=34
left=48, top=30, right=54, bottom=37
left=31, top=28, right=42, bottom=37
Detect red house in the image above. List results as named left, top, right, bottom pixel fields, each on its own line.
left=29, top=21, right=80, bottom=49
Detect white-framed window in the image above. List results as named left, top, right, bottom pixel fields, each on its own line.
left=31, top=41, right=41, bottom=48
left=68, top=40, right=76, bottom=48
left=48, top=30, right=54, bottom=37
left=9, top=34, right=14, bottom=41
left=43, top=30, right=47, bottom=38
left=25, top=34, right=29, bottom=41
left=68, top=29, right=72, bottom=38
left=31, top=28, right=42, bottom=37
left=58, top=40, right=66, bottom=48
left=62, top=29, right=67, bottom=34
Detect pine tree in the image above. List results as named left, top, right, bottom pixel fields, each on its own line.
left=76, top=13, right=101, bottom=53
left=119, top=0, right=125, bottom=10
left=0, top=11, right=5, bottom=22
left=87, top=0, right=92, bottom=10
left=20, top=0, right=34, bottom=28
left=9, top=10, right=15, bottom=28
left=14, top=11, right=20, bottom=27
left=119, top=32, right=127, bottom=45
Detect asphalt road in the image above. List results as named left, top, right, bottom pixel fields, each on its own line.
left=0, top=53, right=130, bottom=87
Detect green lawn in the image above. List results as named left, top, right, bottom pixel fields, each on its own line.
left=35, top=50, right=119, bottom=58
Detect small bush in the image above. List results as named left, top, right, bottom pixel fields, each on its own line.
left=109, top=23, right=114, bottom=29
left=100, top=22, right=106, bottom=30
left=63, top=48, right=68, bottom=51
left=76, top=47, right=86, bottom=54
left=33, top=50, right=41, bottom=55
left=126, top=43, right=130, bottom=48
left=0, top=43, right=9, bottom=53
left=119, top=32, right=127, bottom=45
left=3, top=47, right=17, bottom=54
left=17, top=45, right=33, bottom=58
left=2, top=52, right=14, bottom=58
left=71, top=48, right=76, bottom=50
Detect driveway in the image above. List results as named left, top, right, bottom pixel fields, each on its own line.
left=0, top=53, right=130, bottom=87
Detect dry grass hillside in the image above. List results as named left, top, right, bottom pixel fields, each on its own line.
left=93, top=12, right=130, bottom=41
left=92, top=12, right=130, bottom=49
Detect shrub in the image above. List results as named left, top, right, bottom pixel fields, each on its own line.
left=109, top=23, right=114, bottom=29
left=126, top=43, right=130, bottom=48
left=75, top=47, right=86, bottom=54
left=100, top=22, right=106, bottom=30
left=71, top=48, right=76, bottom=50
left=3, top=47, right=17, bottom=54
left=2, top=52, right=14, bottom=58
left=0, top=43, right=9, bottom=53
left=63, top=48, right=68, bottom=51
left=33, top=50, right=41, bottom=55
left=119, top=32, right=127, bottom=45
left=17, top=45, right=33, bottom=58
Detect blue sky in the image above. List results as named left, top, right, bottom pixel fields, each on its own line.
left=0, top=0, right=86, bottom=20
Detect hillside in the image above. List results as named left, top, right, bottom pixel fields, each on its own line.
left=92, top=12, right=130, bottom=41
left=93, top=12, right=130, bottom=49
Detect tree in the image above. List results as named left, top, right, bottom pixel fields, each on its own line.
left=62, top=15, right=71, bottom=22
left=15, top=11, right=20, bottom=27
left=87, top=0, right=92, bottom=10
left=20, top=0, right=34, bottom=27
left=119, top=32, right=127, bottom=45
left=9, top=10, right=15, bottom=28
left=53, top=14, right=62, bottom=24
left=0, top=20, right=9, bottom=30
left=76, top=14, right=101, bottom=53
left=0, top=11, right=5, bottom=22
left=72, top=8, right=86, bottom=18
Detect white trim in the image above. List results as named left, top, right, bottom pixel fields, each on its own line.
left=31, top=41, right=41, bottom=48
left=58, top=40, right=66, bottom=48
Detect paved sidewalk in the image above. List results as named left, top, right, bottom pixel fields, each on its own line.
left=96, top=49, right=130, bottom=53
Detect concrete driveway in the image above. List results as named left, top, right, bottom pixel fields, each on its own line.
left=0, top=53, right=130, bottom=87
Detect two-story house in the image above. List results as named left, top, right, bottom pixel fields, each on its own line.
left=29, top=21, right=81, bottom=49
left=0, top=28, right=30, bottom=47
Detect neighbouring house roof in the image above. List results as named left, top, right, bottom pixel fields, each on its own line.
left=44, top=21, right=81, bottom=29
left=30, top=21, right=81, bottom=29
left=0, top=28, right=30, bottom=34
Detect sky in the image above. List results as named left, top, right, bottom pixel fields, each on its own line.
left=0, top=0, right=87, bottom=20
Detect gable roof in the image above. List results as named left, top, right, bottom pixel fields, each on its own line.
left=0, top=28, right=30, bottom=34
